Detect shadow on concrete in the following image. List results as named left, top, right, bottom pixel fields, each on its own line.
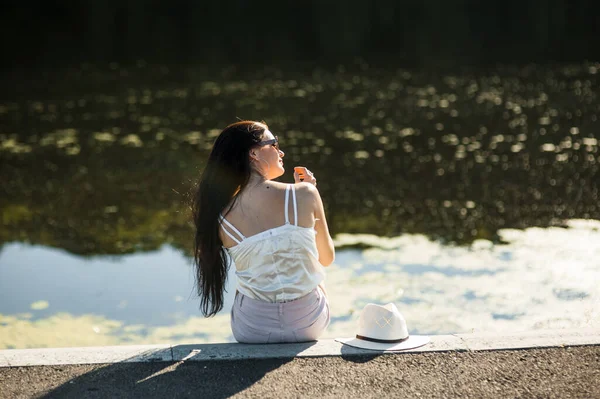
left=339, top=344, right=382, bottom=363
left=41, top=342, right=317, bottom=398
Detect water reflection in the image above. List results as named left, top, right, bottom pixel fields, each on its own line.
left=1, top=221, right=599, bottom=349
left=1, top=62, right=599, bottom=348
left=1, top=62, right=599, bottom=255
left=0, top=244, right=210, bottom=326
left=0, top=243, right=235, bottom=349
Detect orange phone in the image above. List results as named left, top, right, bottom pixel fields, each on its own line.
left=294, top=167, right=305, bottom=181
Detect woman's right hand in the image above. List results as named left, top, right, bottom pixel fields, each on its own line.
left=294, top=166, right=317, bottom=186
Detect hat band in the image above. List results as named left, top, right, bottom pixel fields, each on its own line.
left=356, top=334, right=410, bottom=344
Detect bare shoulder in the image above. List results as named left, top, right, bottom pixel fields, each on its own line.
left=293, top=182, right=320, bottom=202
left=265, top=180, right=291, bottom=193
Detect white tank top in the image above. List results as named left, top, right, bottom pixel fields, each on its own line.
left=220, top=185, right=325, bottom=303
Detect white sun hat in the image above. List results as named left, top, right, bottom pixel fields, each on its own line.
left=335, top=303, right=430, bottom=352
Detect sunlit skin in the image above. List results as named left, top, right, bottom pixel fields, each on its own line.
left=250, top=128, right=317, bottom=186
left=251, top=128, right=286, bottom=180
left=217, top=124, right=335, bottom=267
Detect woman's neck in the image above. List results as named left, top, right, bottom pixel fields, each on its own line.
left=231, top=172, right=275, bottom=210
left=235, top=172, right=268, bottom=199
left=247, top=171, right=268, bottom=186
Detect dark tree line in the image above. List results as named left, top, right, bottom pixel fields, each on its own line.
left=1, top=0, right=599, bottom=69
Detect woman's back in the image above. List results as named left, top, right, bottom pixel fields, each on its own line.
left=220, top=181, right=316, bottom=247
left=221, top=184, right=325, bottom=303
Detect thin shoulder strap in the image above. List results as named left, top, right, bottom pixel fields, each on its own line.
left=284, top=185, right=298, bottom=226
left=219, top=214, right=246, bottom=244
left=284, top=186, right=290, bottom=225
left=291, top=185, right=298, bottom=226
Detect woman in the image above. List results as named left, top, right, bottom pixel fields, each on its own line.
left=192, top=120, right=335, bottom=343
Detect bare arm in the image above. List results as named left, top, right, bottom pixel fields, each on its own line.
left=307, top=184, right=335, bottom=266
left=294, top=167, right=335, bottom=266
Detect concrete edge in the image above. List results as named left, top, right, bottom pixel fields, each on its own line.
left=1, top=328, right=599, bottom=367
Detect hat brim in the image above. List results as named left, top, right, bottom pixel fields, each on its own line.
left=335, top=335, right=430, bottom=352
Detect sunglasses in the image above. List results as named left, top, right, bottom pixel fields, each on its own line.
left=257, top=136, right=280, bottom=151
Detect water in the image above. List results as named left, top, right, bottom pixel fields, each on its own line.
left=1, top=62, right=599, bottom=348
left=2, top=221, right=599, bottom=348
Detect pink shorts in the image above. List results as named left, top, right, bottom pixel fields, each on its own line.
left=230, top=287, right=330, bottom=344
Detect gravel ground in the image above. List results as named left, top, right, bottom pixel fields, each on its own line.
left=1, top=346, right=599, bottom=399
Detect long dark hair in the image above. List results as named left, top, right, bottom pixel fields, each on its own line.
left=192, top=121, right=267, bottom=316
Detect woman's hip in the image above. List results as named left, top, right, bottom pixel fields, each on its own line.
left=231, top=286, right=329, bottom=343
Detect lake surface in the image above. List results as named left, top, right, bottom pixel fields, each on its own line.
left=1, top=61, right=599, bottom=348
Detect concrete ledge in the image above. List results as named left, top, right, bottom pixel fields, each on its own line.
left=1, top=328, right=599, bottom=368
left=0, top=345, right=172, bottom=368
